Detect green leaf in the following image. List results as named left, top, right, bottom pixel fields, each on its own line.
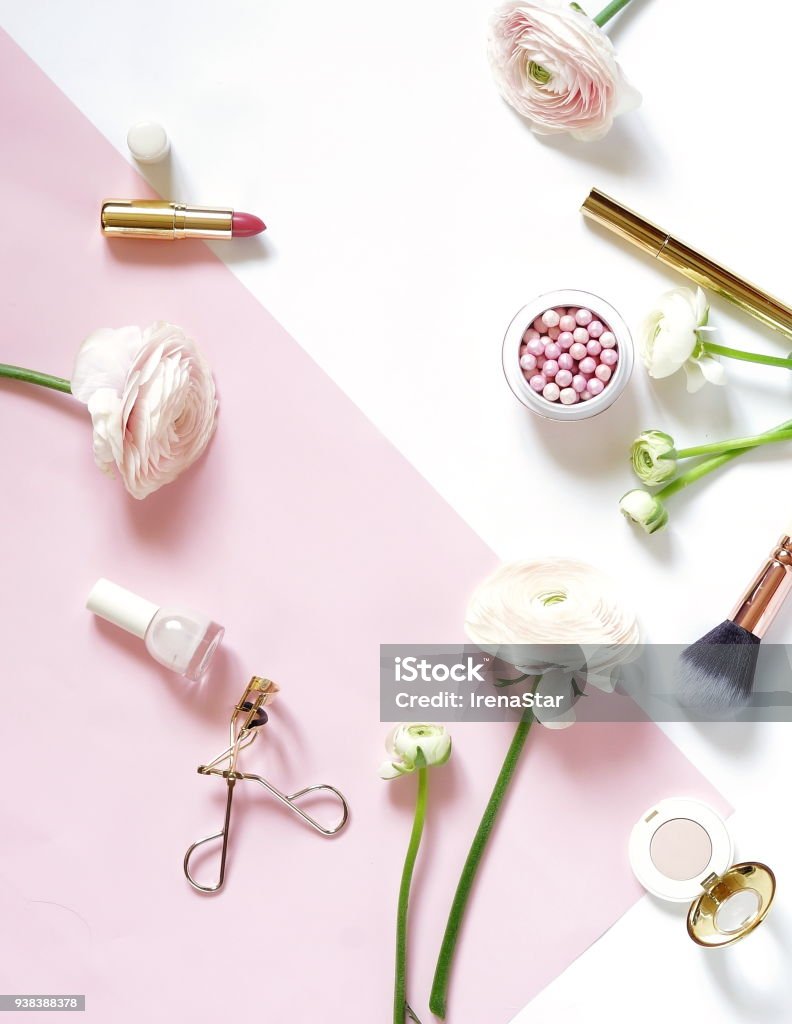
left=494, top=672, right=531, bottom=688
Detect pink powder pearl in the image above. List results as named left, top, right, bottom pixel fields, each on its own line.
left=579, top=356, right=597, bottom=375
left=571, top=374, right=587, bottom=393
left=555, top=369, right=573, bottom=388
left=569, top=342, right=587, bottom=361
left=543, top=359, right=559, bottom=378
left=586, top=340, right=602, bottom=357
left=587, top=320, right=604, bottom=339
left=542, top=382, right=561, bottom=402
left=559, top=387, right=578, bottom=405
left=558, top=332, right=574, bottom=350
left=595, top=364, right=612, bottom=382
left=542, top=309, right=560, bottom=329
left=575, top=308, right=593, bottom=326
left=520, top=353, right=537, bottom=371
left=524, top=328, right=540, bottom=342
left=600, top=348, right=618, bottom=367
left=533, top=317, right=546, bottom=333
left=547, top=326, right=561, bottom=341
left=557, top=353, right=574, bottom=370
left=527, top=338, right=544, bottom=357
left=600, top=331, right=616, bottom=349
left=580, top=390, right=593, bottom=402
left=588, top=378, right=605, bottom=396
left=536, top=355, right=546, bottom=368
left=573, top=327, right=589, bottom=344
left=559, top=315, right=576, bottom=333
left=544, top=342, right=561, bottom=360
left=554, top=307, right=568, bottom=317
left=529, top=374, right=546, bottom=392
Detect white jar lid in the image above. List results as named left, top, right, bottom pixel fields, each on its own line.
left=628, top=797, right=733, bottom=902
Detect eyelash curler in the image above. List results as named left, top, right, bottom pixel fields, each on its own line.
left=184, top=676, right=350, bottom=893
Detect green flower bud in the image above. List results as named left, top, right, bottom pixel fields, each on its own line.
left=619, top=489, right=669, bottom=534
left=630, top=429, right=677, bottom=485
left=379, top=723, right=452, bottom=780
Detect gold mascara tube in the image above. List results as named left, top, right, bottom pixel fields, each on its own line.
left=581, top=188, right=792, bottom=341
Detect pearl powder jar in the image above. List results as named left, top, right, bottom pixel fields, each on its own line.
left=502, top=289, right=633, bottom=421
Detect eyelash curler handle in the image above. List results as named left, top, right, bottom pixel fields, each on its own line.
left=183, top=776, right=237, bottom=894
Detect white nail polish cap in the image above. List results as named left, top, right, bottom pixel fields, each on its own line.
left=126, top=121, right=170, bottom=164
left=87, top=578, right=159, bottom=639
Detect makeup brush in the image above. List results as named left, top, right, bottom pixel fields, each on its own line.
left=677, top=532, right=792, bottom=709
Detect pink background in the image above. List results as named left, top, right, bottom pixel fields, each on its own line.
left=0, top=31, right=727, bottom=1023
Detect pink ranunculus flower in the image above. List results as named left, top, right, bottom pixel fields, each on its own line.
left=488, top=0, right=641, bottom=141
left=70, top=322, right=218, bottom=499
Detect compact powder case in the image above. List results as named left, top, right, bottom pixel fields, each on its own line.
left=629, top=798, right=776, bottom=947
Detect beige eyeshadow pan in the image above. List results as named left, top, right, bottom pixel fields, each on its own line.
left=650, top=818, right=713, bottom=881
left=630, top=798, right=777, bottom=947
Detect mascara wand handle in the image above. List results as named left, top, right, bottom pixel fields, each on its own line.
left=731, top=535, right=792, bottom=638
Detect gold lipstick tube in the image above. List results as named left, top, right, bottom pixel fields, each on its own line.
left=101, top=199, right=233, bottom=239
left=730, top=535, right=792, bottom=638
left=581, top=188, right=792, bottom=341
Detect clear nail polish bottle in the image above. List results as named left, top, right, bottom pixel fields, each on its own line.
left=87, top=578, right=224, bottom=682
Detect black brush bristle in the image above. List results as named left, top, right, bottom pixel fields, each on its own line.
left=676, top=619, right=761, bottom=710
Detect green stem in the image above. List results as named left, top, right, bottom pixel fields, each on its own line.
left=593, top=0, right=635, bottom=27
left=664, top=416, right=792, bottom=461
left=655, top=449, right=746, bottom=502
left=430, top=708, right=537, bottom=1018
left=702, top=342, right=792, bottom=370
left=0, top=364, right=71, bottom=394
left=675, top=429, right=792, bottom=460
left=394, top=766, right=428, bottom=1024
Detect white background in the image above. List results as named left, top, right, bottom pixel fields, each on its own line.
left=2, top=0, right=792, bottom=1020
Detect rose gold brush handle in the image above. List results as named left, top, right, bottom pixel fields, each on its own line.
left=731, top=535, right=792, bottom=637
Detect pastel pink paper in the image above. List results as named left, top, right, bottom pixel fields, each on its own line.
left=0, top=31, right=728, bottom=1023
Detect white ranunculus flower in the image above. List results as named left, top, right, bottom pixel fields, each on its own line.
left=465, top=559, right=640, bottom=726
left=379, top=723, right=452, bottom=779
left=619, top=488, right=669, bottom=534
left=71, top=322, right=218, bottom=499
left=639, top=287, right=725, bottom=393
left=529, top=666, right=579, bottom=729
left=488, top=0, right=641, bottom=141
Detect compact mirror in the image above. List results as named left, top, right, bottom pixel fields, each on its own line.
left=629, top=798, right=776, bottom=947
